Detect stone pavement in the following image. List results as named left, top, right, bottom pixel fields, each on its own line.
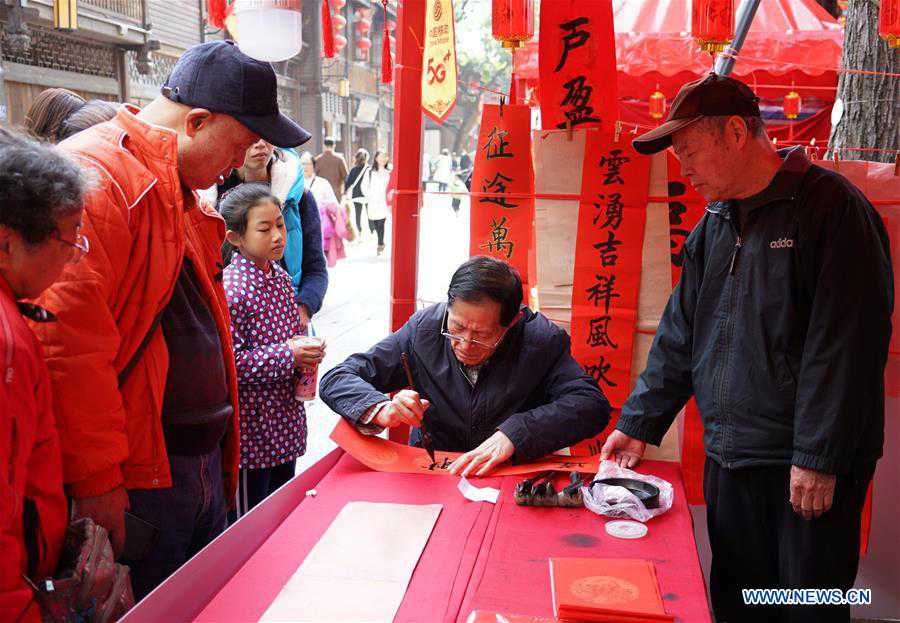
left=296, top=190, right=470, bottom=473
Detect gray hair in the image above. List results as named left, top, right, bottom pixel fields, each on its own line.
left=700, top=115, right=767, bottom=140
left=0, top=129, right=86, bottom=245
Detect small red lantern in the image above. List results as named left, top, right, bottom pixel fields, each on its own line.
left=492, top=0, right=534, bottom=50
left=783, top=90, right=802, bottom=120
left=649, top=90, right=666, bottom=120
left=331, top=0, right=345, bottom=8
left=691, top=0, right=735, bottom=54
left=334, top=33, right=347, bottom=52
left=332, top=14, right=346, bottom=29
left=355, top=18, right=372, bottom=35
left=880, top=0, right=900, bottom=49
left=356, top=37, right=372, bottom=51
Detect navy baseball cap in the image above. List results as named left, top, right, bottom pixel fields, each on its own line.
left=162, top=40, right=311, bottom=148
left=633, top=73, right=761, bottom=155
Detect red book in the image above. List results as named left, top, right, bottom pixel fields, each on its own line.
left=549, top=558, right=675, bottom=622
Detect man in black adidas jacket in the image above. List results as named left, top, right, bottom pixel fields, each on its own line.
left=601, top=74, right=893, bottom=623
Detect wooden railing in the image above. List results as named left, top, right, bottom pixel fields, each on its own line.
left=80, top=0, right=144, bottom=24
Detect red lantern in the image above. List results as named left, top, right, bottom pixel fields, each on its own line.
left=691, top=0, right=734, bottom=54
left=880, top=0, right=900, bottom=49
left=492, top=0, right=534, bottom=50
left=355, top=18, right=372, bottom=35
left=334, top=33, right=347, bottom=52
left=649, top=90, right=666, bottom=120
left=332, top=14, right=346, bottom=29
left=783, top=90, right=802, bottom=120
left=356, top=37, right=372, bottom=51
left=331, top=0, right=344, bottom=7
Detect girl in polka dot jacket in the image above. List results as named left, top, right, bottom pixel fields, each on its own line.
left=220, top=183, right=326, bottom=518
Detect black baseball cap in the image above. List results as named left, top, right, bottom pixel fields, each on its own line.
left=162, top=40, right=311, bottom=149
left=633, top=73, right=761, bottom=155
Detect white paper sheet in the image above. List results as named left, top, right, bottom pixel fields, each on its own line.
left=260, top=502, right=442, bottom=622
left=458, top=477, right=500, bottom=504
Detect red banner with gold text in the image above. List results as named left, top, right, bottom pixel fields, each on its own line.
left=469, top=103, right=535, bottom=290
left=538, top=0, right=618, bottom=132
left=570, top=130, right=650, bottom=455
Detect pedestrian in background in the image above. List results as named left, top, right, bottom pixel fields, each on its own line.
left=301, top=151, right=348, bottom=267
left=363, top=150, right=392, bottom=256
left=314, top=137, right=349, bottom=200
left=220, top=183, right=326, bottom=518
left=434, top=148, right=454, bottom=192
left=345, top=148, right=371, bottom=235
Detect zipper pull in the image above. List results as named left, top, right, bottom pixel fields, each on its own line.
left=729, top=236, right=743, bottom=275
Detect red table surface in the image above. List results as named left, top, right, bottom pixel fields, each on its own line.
left=194, top=455, right=711, bottom=623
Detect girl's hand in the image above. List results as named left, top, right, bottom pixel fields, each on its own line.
left=288, top=336, right=326, bottom=367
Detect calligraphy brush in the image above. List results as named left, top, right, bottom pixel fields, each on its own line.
left=401, top=352, right=436, bottom=463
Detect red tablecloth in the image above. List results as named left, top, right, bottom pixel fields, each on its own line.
left=195, top=455, right=711, bottom=622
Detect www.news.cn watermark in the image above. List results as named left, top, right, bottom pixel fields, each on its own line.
left=742, top=588, right=872, bottom=606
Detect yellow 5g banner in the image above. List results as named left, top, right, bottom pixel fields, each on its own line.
left=421, top=0, right=458, bottom=124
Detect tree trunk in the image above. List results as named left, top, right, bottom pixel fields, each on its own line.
left=454, top=105, right=481, bottom=153
left=828, top=0, right=899, bottom=164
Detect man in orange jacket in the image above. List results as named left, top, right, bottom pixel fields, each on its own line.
left=31, top=41, right=311, bottom=599
left=0, top=131, right=85, bottom=621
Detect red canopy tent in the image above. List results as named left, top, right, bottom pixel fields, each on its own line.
left=513, top=0, right=843, bottom=142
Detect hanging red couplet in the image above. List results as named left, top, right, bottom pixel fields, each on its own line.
left=538, top=0, right=618, bottom=132
left=667, top=151, right=708, bottom=505
left=571, top=130, right=650, bottom=438
left=469, top=103, right=535, bottom=291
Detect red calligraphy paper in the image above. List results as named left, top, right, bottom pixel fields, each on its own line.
left=667, top=152, right=708, bottom=505
left=570, top=130, right=650, bottom=458
left=550, top=558, right=674, bottom=622
left=469, top=103, right=535, bottom=291
left=330, top=418, right=600, bottom=477
left=538, top=0, right=618, bottom=132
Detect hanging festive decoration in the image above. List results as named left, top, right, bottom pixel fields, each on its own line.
left=332, top=14, right=346, bottom=29
left=231, top=0, right=302, bottom=62
left=322, top=0, right=335, bottom=58
left=207, top=0, right=227, bottom=29
left=783, top=90, right=802, bottom=120
left=649, top=89, right=666, bottom=120
left=331, top=0, right=344, bottom=8
left=381, top=0, right=393, bottom=84
left=355, top=17, right=372, bottom=35
left=691, top=0, right=734, bottom=54
left=54, top=0, right=78, bottom=31
left=492, top=0, right=534, bottom=49
left=880, top=0, right=900, bottom=48
left=334, top=33, right=347, bottom=52
left=421, top=0, right=458, bottom=124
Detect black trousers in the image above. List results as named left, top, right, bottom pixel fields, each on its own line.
left=369, top=218, right=386, bottom=246
left=703, top=458, right=875, bottom=623
left=354, top=202, right=365, bottom=232
left=229, top=460, right=296, bottom=522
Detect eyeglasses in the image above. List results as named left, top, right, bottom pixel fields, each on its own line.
left=441, top=311, right=505, bottom=350
left=53, top=230, right=90, bottom=259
